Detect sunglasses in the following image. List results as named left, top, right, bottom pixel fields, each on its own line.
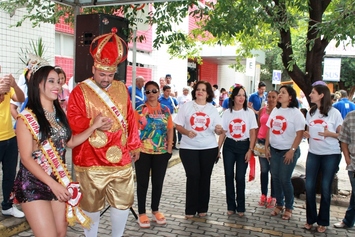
left=145, top=89, right=159, bottom=94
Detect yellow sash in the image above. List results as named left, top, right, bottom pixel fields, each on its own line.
left=82, top=79, right=128, bottom=142
left=20, top=109, right=91, bottom=228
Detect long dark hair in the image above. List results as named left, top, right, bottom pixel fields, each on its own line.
left=228, top=85, right=248, bottom=112
left=27, top=66, right=72, bottom=142
left=191, top=81, right=214, bottom=102
left=309, top=85, right=332, bottom=117
left=276, top=85, right=299, bottom=108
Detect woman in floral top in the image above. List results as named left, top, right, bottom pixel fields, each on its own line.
left=135, top=81, right=173, bottom=228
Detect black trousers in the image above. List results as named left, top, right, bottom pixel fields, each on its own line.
left=179, top=147, right=218, bottom=215
left=135, top=152, right=171, bottom=214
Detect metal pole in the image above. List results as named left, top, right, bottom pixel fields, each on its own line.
left=131, top=29, right=137, bottom=109
left=71, top=5, right=80, bottom=180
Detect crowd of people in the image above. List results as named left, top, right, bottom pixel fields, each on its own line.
left=1, top=28, right=355, bottom=237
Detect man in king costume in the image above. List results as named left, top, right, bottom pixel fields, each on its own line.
left=67, top=28, right=141, bottom=237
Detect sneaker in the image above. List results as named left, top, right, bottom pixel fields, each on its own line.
left=2, top=205, right=25, bottom=218
left=334, top=222, right=346, bottom=228
left=266, top=197, right=276, bottom=208
left=258, top=194, right=266, bottom=206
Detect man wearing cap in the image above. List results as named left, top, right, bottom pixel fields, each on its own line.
left=67, top=28, right=141, bottom=237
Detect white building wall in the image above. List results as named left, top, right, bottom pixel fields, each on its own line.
left=217, top=65, right=255, bottom=94
left=0, top=9, right=55, bottom=80
left=151, top=15, right=188, bottom=96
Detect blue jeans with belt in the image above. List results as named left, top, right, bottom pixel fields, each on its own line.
left=342, top=170, right=355, bottom=227
left=270, top=146, right=300, bottom=210
left=0, top=136, right=18, bottom=210
left=222, top=137, right=249, bottom=213
left=305, top=152, right=341, bottom=226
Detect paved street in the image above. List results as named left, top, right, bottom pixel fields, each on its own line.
left=11, top=141, right=355, bottom=236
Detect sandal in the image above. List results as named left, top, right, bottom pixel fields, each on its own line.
left=238, top=212, right=244, bottom=217
left=138, top=214, right=150, bottom=228
left=270, top=206, right=283, bottom=216
left=198, top=212, right=207, bottom=217
left=317, top=225, right=327, bottom=233
left=259, top=194, right=267, bottom=206
left=152, top=212, right=166, bottom=225
left=282, top=209, right=292, bottom=220
left=266, top=197, right=276, bottom=209
left=227, top=210, right=235, bottom=216
left=304, top=223, right=313, bottom=230
left=185, top=215, right=194, bottom=219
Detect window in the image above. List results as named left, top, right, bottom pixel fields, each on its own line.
left=55, top=33, right=74, bottom=57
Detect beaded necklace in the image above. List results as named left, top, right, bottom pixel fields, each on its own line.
left=44, top=106, right=61, bottom=130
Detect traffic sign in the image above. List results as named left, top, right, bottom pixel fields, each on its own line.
left=272, top=70, right=281, bottom=84
left=127, top=4, right=150, bottom=31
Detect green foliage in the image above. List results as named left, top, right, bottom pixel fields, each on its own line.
left=2, top=0, right=355, bottom=92
left=18, top=37, right=48, bottom=65
left=340, top=58, right=355, bottom=88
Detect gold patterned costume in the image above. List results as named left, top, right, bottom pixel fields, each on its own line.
left=67, top=79, right=141, bottom=212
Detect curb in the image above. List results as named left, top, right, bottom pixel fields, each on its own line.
left=0, top=152, right=182, bottom=237
left=0, top=215, right=29, bottom=237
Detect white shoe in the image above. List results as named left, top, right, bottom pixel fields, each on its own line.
left=2, top=205, right=25, bottom=218
left=334, top=222, right=346, bottom=228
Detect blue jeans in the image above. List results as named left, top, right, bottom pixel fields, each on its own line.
left=0, top=137, right=18, bottom=210
left=342, top=171, right=355, bottom=227
left=270, top=146, right=300, bottom=210
left=305, top=152, right=341, bottom=226
left=259, top=156, right=275, bottom=197
left=222, top=138, right=249, bottom=213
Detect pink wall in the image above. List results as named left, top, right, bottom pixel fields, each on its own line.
left=55, top=18, right=74, bottom=34
left=126, top=66, right=152, bottom=85
left=55, top=57, right=74, bottom=82
left=128, top=28, right=153, bottom=52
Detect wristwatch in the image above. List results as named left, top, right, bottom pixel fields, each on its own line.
left=291, top=147, right=296, bottom=151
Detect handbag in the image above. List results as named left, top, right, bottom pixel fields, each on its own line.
left=253, top=141, right=266, bottom=157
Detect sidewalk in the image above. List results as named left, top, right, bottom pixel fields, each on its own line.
left=3, top=143, right=355, bottom=236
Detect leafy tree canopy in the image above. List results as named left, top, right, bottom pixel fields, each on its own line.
left=2, top=0, right=355, bottom=97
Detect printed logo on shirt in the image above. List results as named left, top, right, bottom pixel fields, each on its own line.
left=270, top=115, right=287, bottom=135
left=309, top=119, right=327, bottom=140
left=190, top=112, right=210, bottom=131
left=228, top=118, right=246, bottom=139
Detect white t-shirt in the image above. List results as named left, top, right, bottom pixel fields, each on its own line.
left=267, top=107, right=306, bottom=150
left=221, top=108, right=258, bottom=141
left=174, top=101, right=222, bottom=149
left=213, top=90, right=220, bottom=105
left=177, top=94, right=192, bottom=106
left=306, top=107, right=343, bottom=155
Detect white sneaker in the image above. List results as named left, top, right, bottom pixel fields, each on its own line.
left=2, top=205, right=25, bottom=218
left=334, top=222, right=346, bottom=228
